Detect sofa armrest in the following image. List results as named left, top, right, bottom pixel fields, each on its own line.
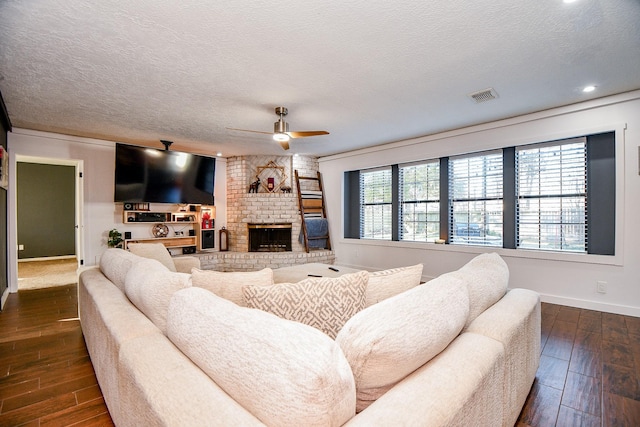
left=173, top=256, right=201, bottom=273
left=465, top=288, right=540, bottom=427
left=346, top=333, right=504, bottom=427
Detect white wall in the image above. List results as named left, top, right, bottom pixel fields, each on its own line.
left=6, top=129, right=226, bottom=292
left=319, top=90, right=640, bottom=317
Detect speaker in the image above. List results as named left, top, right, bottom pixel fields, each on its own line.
left=188, top=229, right=195, bottom=236
left=124, top=231, right=132, bottom=239
left=201, top=230, right=215, bottom=249
left=123, top=202, right=134, bottom=210
left=183, top=246, right=196, bottom=254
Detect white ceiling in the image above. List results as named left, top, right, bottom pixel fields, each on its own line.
left=1, top=0, right=639, bottom=157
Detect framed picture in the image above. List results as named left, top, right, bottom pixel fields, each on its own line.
left=0, top=146, right=8, bottom=189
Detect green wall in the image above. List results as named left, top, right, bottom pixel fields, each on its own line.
left=17, top=163, right=75, bottom=259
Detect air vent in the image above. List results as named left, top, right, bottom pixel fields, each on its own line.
left=468, top=88, right=499, bottom=104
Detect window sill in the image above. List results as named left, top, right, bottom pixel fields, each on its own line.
left=339, top=238, right=623, bottom=266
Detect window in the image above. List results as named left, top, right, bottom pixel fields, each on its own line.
left=516, top=138, right=587, bottom=252
left=400, top=161, right=440, bottom=241
left=343, top=131, right=615, bottom=256
left=360, top=168, right=392, bottom=239
left=449, top=152, right=503, bottom=246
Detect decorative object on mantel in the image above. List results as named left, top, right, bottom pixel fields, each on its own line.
left=248, top=177, right=261, bottom=193
left=255, top=160, right=287, bottom=193
left=281, top=186, right=292, bottom=193
left=219, top=226, right=229, bottom=251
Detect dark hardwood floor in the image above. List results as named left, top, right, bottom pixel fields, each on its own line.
left=0, top=284, right=113, bottom=426
left=1, top=285, right=638, bottom=426
left=517, top=303, right=640, bottom=426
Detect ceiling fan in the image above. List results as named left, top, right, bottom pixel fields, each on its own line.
left=228, top=107, right=329, bottom=150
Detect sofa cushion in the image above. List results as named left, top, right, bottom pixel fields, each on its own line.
left=191, top=267, right=273, bottom=307
left=454, top=253, right=509, bottom=328
left=243, top=271, right=368, bottom=339
left=128, top=242, right=177, bottom=272
left=366, top=263, right=423, bottom=307
left=167, top=287, right=356, bottom=427
left=99, top=248, right=142, bottom=292
left=124, top=258, right=191, bottom=335
left=336, top=271, right=469, bottom=412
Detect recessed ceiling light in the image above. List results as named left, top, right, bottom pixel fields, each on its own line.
left=563, top=0, right=578, bottom=4
left=583, top=85, right=596, bottom=93
left=216, top=152, right=222, bottom=157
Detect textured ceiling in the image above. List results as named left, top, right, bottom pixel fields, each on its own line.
left=1, top=0, right=639, bottom=157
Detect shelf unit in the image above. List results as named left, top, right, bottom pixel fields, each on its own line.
left=195, top=205, right=216, bottom=251
left=122, top=209, right=198, bottom=251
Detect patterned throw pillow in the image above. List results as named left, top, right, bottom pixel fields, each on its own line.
left=243, top=271, right=368, bottom=339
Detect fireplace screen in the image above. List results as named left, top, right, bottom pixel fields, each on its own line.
left=248, top=223, right=292, bottom=252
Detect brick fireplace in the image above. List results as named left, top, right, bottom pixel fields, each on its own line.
left=192, top=155, right=334, bottom=271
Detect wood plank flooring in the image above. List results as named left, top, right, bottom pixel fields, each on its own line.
left=517, top=303, right=640, bottom=426
left=0, top=285, right=113, bottom=426
left=1, top=285, right=638, bottom=426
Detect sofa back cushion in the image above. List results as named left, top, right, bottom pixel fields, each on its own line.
left=128, top=243, right=177, bottom=272
left=454, top=253, right=509, bottom=328
left=366, top=263, right=423, bottom=307
left=99, top=248, right=142, bottom=292
left=336, top=272, right=469, bottom=412
left=243, top=271, right=368, bottom=339
left=191, top=267, right=274, bottom=306
left=124, top=258, right=191, bottom=335
left=167, top=287, right=356, bottom=427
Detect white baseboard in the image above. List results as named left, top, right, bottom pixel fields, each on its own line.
left=539, top=293, right=640, bottom=317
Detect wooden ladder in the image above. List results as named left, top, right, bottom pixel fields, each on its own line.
left=295, top=170, right=331, bottom=252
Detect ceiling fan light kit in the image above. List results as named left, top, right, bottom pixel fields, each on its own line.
left=228, top=106, right=329, bottom=150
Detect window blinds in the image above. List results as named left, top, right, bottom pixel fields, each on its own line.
left=360, top=167, right=392, bottom=239
left=516, top=138, right=587, bottom=252
left=449, top=151, right=503, bottom=246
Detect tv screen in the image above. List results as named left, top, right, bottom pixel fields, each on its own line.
left=114, top=144, right=215, bottom=204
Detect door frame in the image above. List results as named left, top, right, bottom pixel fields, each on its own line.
left=8, top=155, right=84, bottom=293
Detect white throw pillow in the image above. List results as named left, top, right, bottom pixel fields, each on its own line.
left=167, top=287, right=356, bottom=427
left=128, top=242, right=177, bottom=272
left=336, top=271, right=469, bottom=412
left=124, top=258, right=191, bottom=334
left=99, top=248, right=142, bottom=292
left=243, top=271, right=368, bottom=339
left=366, top=263, right=423, bottom=307
left=191, top=267, right=274, bottom=306
left=454, top=253, right=509, bottom=328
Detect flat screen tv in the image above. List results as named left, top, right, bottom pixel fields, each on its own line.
left=114, top=143, right=215, bottom=204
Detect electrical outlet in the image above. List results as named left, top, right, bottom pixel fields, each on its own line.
left=18, top=244, right=24, bottom=250
left=596, top=281, right=607, bottom=294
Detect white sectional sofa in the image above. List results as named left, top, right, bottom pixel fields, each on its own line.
left=79, top=247, right=540, bottom=426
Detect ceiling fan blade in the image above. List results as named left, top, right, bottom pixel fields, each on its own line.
left=226, top=127, right=272, bottom=135
left=279, top=140, right=290, bottom=150
left=287, top=130, right=329, bottom=138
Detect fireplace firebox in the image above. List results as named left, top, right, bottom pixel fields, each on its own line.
left=248, top=223, right=292, bottom=252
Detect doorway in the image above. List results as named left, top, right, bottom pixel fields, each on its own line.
left=14, top=156, right=84, bottom=291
